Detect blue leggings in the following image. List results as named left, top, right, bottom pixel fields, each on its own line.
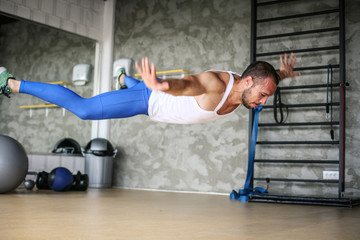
left=19, top=76, right=152, bottom=120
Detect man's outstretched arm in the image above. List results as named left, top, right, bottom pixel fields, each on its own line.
left=135, top=57, right=224, bottom=97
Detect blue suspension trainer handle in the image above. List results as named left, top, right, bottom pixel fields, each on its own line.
left=230, top=105, right=267, bottom=201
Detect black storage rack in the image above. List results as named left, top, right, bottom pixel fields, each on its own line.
left=247, top=0, right=359, bottom=207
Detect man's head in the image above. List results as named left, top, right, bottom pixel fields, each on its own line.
left=242, top=60, right=279, bottom=86
left=240, top=61, right=279, bottom=109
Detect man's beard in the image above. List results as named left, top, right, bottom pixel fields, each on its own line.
left=241, top=86, right=254, bottom=109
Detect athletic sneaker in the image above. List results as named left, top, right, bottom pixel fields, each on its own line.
left=0, top=67, right=14, bottom=98
left=116, top=67, right=127, bottom=90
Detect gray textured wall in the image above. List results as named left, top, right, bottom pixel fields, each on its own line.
left=0, top=20, right=95, bottom=152
left=110, top=0, right=251, bottom=193
left=343, top=0, right=360, bottom=198
left=110, top=0, right=360, bottom=197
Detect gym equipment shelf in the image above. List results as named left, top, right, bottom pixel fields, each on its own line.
left=242, top=0, right=357, bottom=207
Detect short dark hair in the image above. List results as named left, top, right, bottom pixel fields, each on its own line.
left=241, top=61, right=279, bottom=85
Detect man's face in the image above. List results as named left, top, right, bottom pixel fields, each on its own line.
left=242, top=76, right=277, bottom=109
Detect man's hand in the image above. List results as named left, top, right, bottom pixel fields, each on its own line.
left=135, top=57, right=222, bottom=99
left=135, top=57, right=170, bottom=91
left=278, top=53, right=301, bottom=80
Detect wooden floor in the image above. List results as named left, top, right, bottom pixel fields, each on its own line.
left=0, top=188, right=359, bottom=240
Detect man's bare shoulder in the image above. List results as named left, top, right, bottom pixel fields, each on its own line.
left=194, top=71, right=227, bottom=94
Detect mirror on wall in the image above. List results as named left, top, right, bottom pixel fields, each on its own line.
left=0, top=13, right=96, bottom=154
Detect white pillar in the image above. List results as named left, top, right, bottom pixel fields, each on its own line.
left=91, top=0, right=116, bottom=140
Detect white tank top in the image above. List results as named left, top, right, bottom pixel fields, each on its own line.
left=148, top=70, right=240, bottom=124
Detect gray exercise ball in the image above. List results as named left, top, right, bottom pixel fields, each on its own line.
left=0, top=135, right=28, bottom=193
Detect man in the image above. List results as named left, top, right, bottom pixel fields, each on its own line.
left=0, top=53, right=299, bottom=123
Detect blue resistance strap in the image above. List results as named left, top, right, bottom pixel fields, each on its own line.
left=230, top=105, right=267, bottom=201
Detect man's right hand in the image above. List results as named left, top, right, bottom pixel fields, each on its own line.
left=135, top=57, right=170, bottom=91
